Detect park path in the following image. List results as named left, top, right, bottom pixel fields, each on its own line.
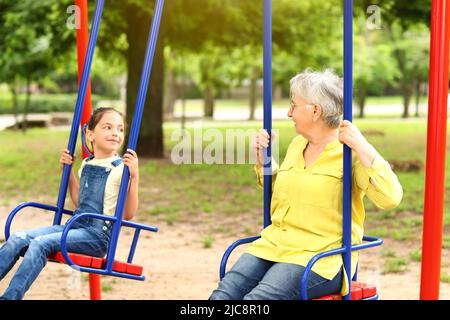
left=0, top=103, right=430, bottom=131
left=1, top=200, right=449, bottom=300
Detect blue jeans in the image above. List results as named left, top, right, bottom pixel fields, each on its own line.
left=0, top=224, right=109, bottom=300
left=210, top=253, right=342, bottom=300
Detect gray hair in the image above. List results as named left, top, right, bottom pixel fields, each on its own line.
left=290, top=69, right=343, bottom=128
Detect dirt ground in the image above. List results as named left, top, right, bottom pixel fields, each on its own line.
left=1, top=202, right=449, bottom=300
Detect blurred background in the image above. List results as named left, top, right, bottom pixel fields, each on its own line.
left=1, top=0, right=450, bottom=298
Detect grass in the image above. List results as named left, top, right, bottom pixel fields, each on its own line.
left=383, top=257, right=408, bottom=274
left=1, top=117, right=450, bottom=243
left=101, top=284, right=113, bottom=292
left=165, top=213, right=179, bottom=226
left=392, top=228, right=414, bottom=241
left=443, top=235, right=450, bottom=249
left=410, top=250, right=422, bottom=262
left=202, top=236, right=214, bottom=249
left=0, top=93, right=112, bottom=115
left=441, top=272, right=450, bottom=283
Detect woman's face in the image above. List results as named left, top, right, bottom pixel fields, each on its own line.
left=287, top=94, right=314, bottom=135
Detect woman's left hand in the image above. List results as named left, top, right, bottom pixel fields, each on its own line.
left=339, top=120, right=378, bottom=167
left=338, top=120, right=369, bottom=152
left=123, top=149, right=139, bottom=179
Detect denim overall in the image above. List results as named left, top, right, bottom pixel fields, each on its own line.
left=0, top=157, right=122, bottom=300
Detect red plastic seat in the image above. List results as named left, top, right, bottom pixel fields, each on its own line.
left=47, top=252, right=143, bottom=276
left=313, top=281, right=377, bottom=300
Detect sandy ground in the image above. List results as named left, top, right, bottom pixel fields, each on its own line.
left=0, top=201, right=449, bottom=300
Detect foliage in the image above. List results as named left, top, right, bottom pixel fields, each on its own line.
left=0, top=93, right=107, bottom=115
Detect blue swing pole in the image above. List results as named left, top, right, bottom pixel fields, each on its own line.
left=342, top=0, right=354, bottom=301
left=263, top=0, right=272, bottom=228
left=104, top=0, right=165, bottom=272
left=53, top=0, right=105, bottom=226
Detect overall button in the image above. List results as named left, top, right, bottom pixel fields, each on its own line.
left=102, top=226, right=108, bottom=231
left=105, top=167, right=111, bottom=172
left=105, top=221, right=110, bottom=225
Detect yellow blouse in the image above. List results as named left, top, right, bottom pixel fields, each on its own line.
left=246, top=134, right=403, bottom=295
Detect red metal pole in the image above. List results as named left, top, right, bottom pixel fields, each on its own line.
left=75, top=0, right=101, bottom=300
left=420, top=0, right=450, bottom=300
left=89, top=274, right=101, bottom=300
left=76, top=0, right=94, bottom=160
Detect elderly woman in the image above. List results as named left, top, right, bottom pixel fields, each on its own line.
left=209, top=69, right=403, bottom=300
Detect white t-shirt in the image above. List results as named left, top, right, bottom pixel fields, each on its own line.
left=78, top=155, right=124, bottom=215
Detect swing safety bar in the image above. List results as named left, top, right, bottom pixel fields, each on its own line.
left=219, top=235, right=383, bottom=299
left=5, top=202, right=158, bottom=280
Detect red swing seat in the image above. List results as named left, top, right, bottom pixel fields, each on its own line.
left=314, top=281, right=377, bottom=300
left=47, top=251, right=143, bottom=276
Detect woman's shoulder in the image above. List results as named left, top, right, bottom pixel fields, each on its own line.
left=289, top=134, right=307, bottom=149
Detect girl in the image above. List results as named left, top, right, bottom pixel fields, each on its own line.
left=0, top=107, right=139, bottom=300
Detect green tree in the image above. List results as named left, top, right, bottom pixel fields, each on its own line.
left=272, top=0, right=344, bottom=95
left=356, top=0, right=431, bottom=118
left=0, top=0, right=73, bottom=131
left=101, top=0, right=264, bottom=157
left=353, top=16, right=398, bottom=118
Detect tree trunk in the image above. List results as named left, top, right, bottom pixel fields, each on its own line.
left=9, top=82, right=19, bottom=130
left=22, top=75, right=31, bottom=133
left=125, top=1, right=165, bottom=158
left=385, top=24, right=413, bottom=119
left=402, top=88, right=412, bottom=118
left=356, top=87, right=367, bottom=118
left=249, top=66, right=258, bottom=120
left=414, top=80, right=421, bottom=118
left=163, top=53, right=178, bottom=120
left=204, top=86, right=214, bottom=118
left=180, top=58, right=186, bottom=132
left=273, top=84, right=283, bottom=101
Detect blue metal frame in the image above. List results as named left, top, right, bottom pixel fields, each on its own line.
left=5, top=202, right=74, bottom=240
left=4, top=0, right=165, bottom=280
left=54, top=0, right=105, bottom=227
left=4, top=203, right=158, bottom=280
left=263, top=0, right=272, bottom=228
left=342, top=0, right=354, bottom=301
left=299, top=236, right=382, bottom=300
left=104, top=0, right=165, bottom=273
left=219, top=0, right=383, bottom=300
left=61, top=213, right=157, bottom=280
left=220, top=236, right=261, bottom=280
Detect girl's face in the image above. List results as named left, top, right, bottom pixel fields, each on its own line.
left=87, top=111, right=125, bottom=156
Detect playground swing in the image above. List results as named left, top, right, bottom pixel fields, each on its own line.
left=5, top=0, right=165, bottom=292
left=219, top=0, right=382, bottom=300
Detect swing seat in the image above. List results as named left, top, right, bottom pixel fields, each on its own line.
left=220, top=235, right=383, bottom=300
left=5, top=202, right=157, bottom=281
left=313, top=282, right=377, bottom=300
left=48, top=251, right=143, bottom=276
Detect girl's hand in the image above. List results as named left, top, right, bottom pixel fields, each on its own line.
left=252, top=129, right=276, bottom=167
left=123, top=149, right=139, bottom=179
left=60, top=148, right=75, bottom=170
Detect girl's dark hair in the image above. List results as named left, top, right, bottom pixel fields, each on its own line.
left=87, top=107, right=125, bottom=131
